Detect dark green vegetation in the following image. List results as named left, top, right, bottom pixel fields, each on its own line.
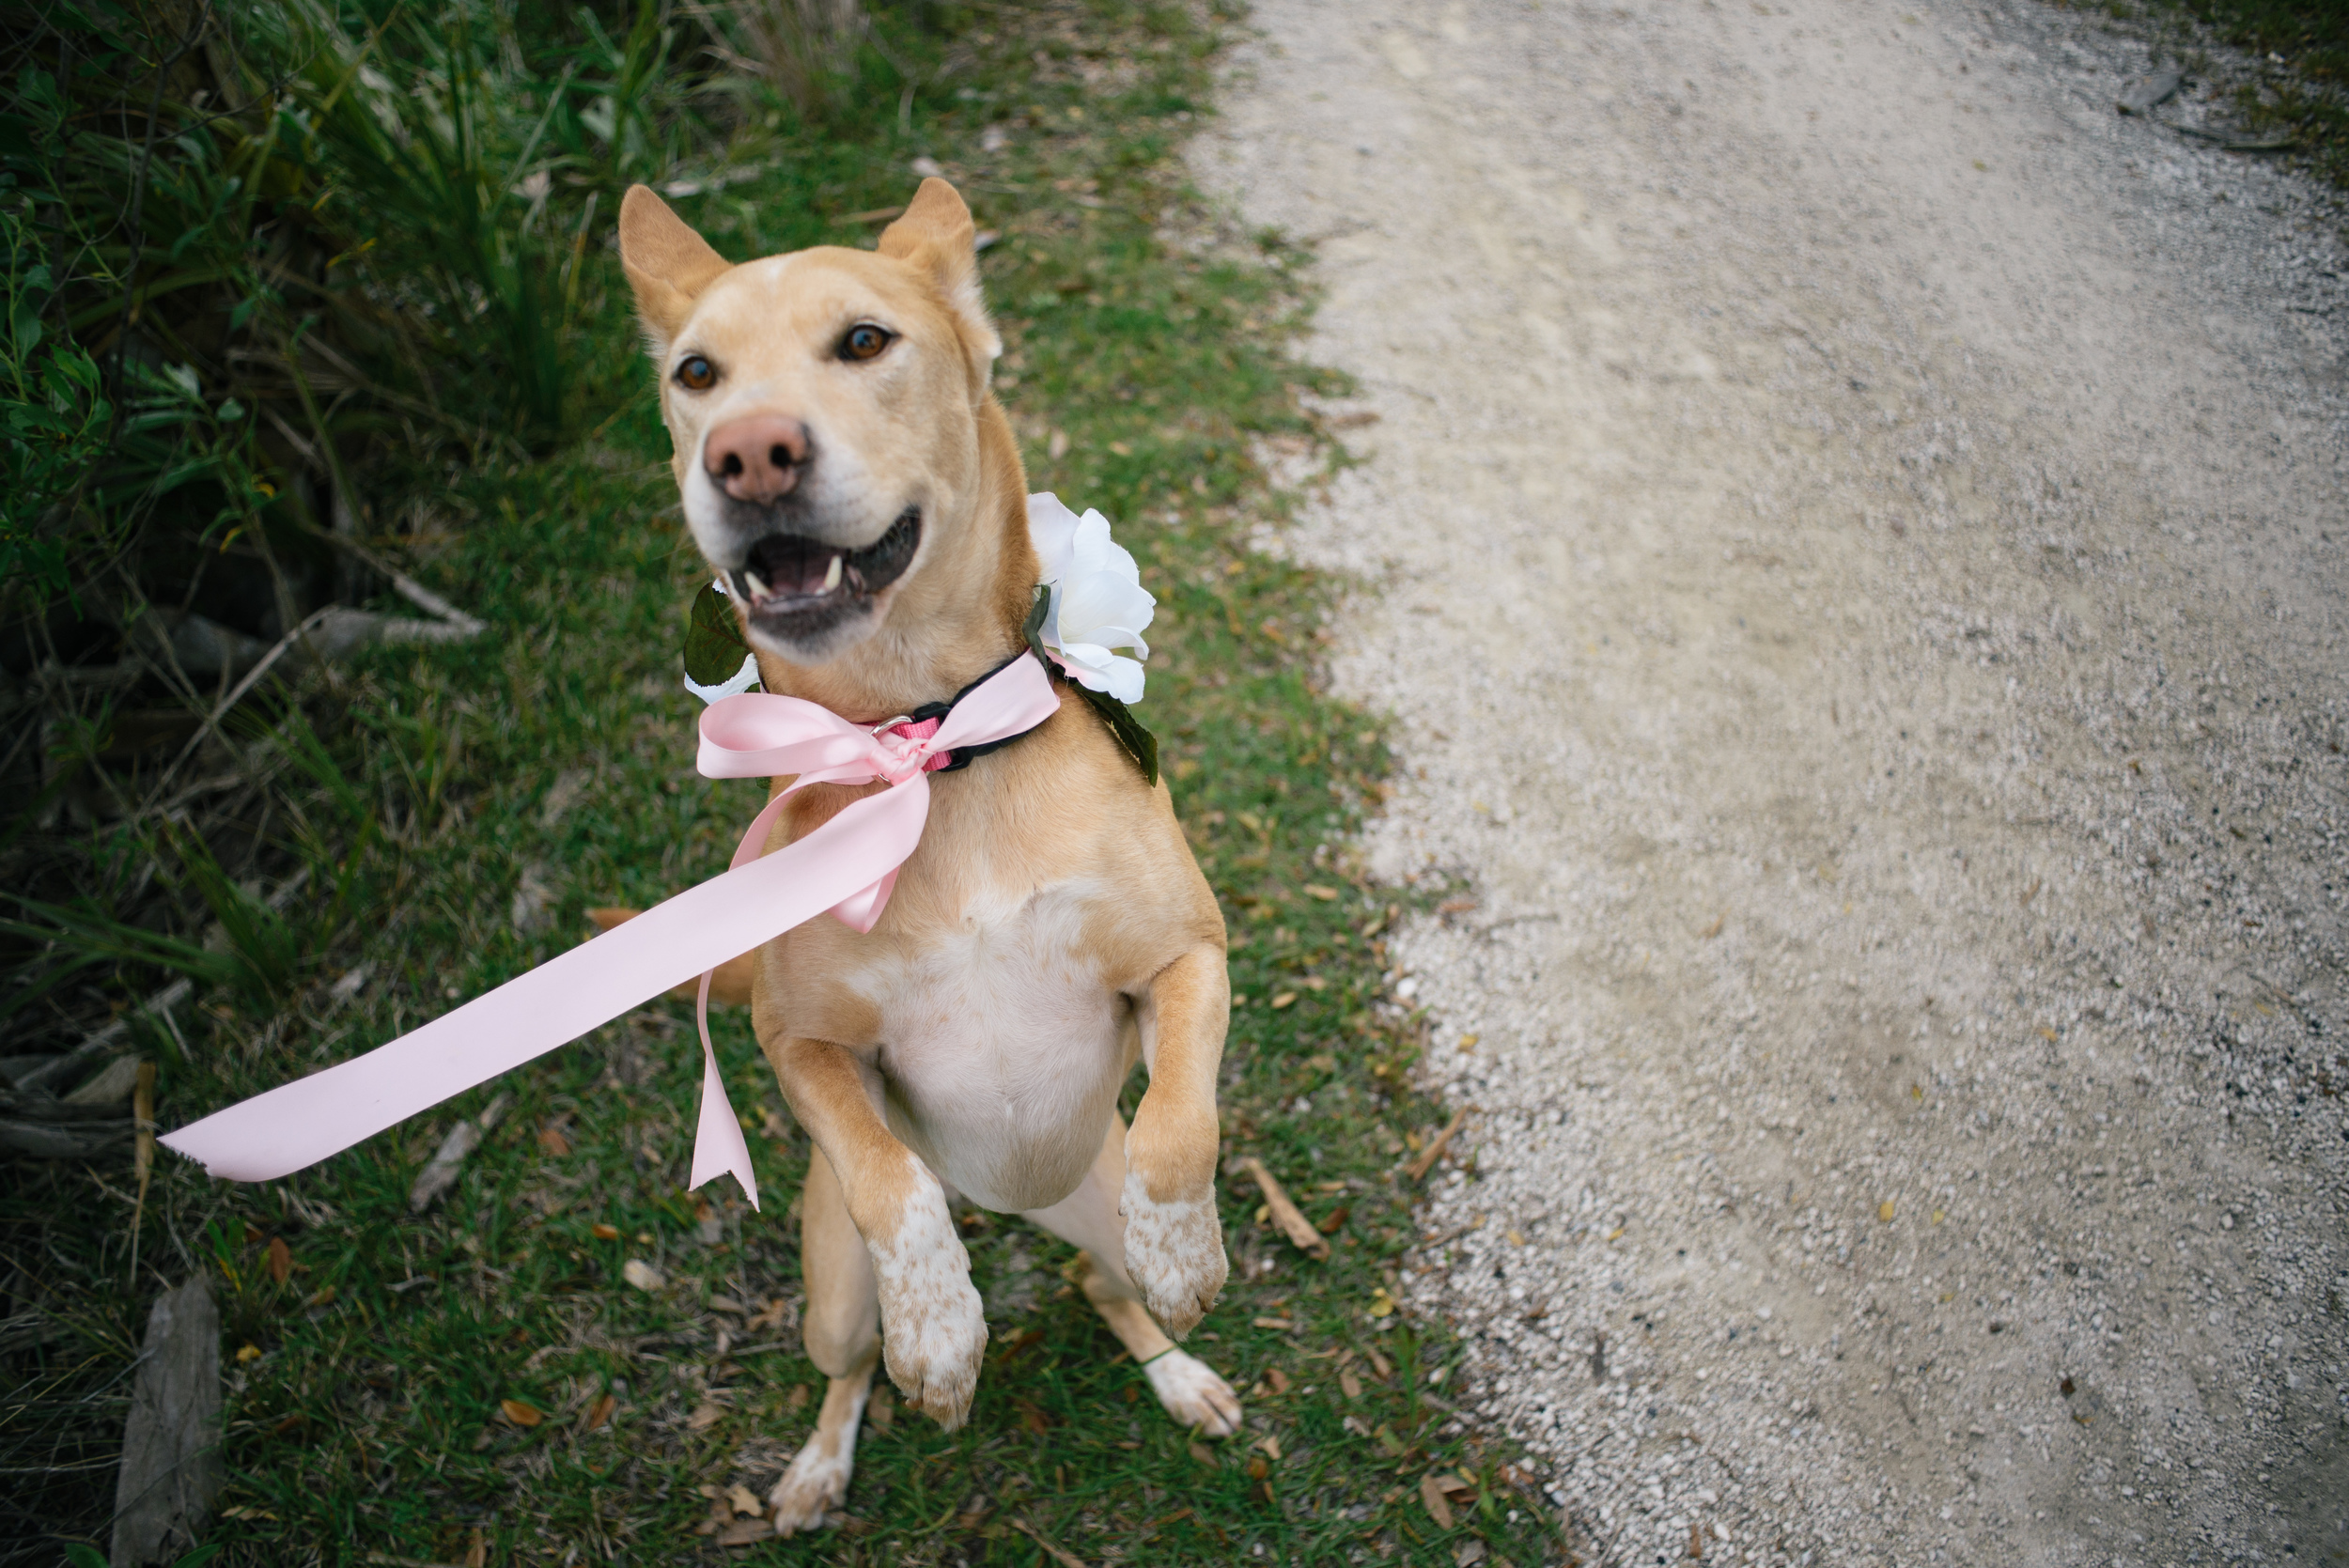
left=2081, top=0, right=2349, bottom=190
left=3, top=3, right=1558, bottom=1563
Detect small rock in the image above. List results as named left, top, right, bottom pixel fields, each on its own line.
left=2116, top=70, right=2183, bottom=115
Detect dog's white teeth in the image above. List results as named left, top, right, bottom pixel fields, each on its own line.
left=744, top=570, right=771, bottom=600
left=823, top=553, right=844, bottom=592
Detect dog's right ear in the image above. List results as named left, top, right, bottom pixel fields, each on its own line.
left=618, top=185, right=732, bottom=355
left=877, top=178, right=1001, bottom=400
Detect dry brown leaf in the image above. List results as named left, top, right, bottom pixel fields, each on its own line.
left=687, top=1401, right=724, bottom=1431
left=1340, top=1369, right=1363, bottom=1399
left=591, top=1222, right=619, bottom=1241
left=622, top=1259, right=664, bottom=1292
left=1264, top=1367, right=1291, bottom=1394
left=265, top=1236, right=292, bottom=1285
left=726, top=1483, right=762, bottom=1516
left=1188, top=1440, right=1216, bottom=1467
left=538, top=1124, right=571, bottom=1157
left=500, top=1398, right=543, bottom=1428
left=465, top=1526, right=487, bottom=1568
left=1364, top=1345, right=1392, bottom=1378
left=582, top=1393, right=616, bottom=1430
left=1421, top=1471, right=1456, bottom=1530
left=714, top=1516, right=774, bottom=1545
left=747, top=1296, right=789, bottom=1331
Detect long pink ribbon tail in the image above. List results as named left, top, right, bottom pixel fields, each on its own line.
left=159, top=656, right=1060, bottom=1209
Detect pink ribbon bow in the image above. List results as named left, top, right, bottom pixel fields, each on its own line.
left=160, top=655, right=1062, bottom=1209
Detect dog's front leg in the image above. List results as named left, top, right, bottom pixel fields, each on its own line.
left=770, top=1034, right=987, bottom=1429
left=1121, top=946, right=1232, bottom=1338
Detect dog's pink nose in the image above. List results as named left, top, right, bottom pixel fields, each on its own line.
left=703, top=415, right=809, bottom=504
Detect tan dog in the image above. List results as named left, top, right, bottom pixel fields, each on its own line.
left=614, top=179, right=1239, bottom=1532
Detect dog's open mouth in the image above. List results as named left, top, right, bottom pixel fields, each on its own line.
left=730, top=508, right=921, bottom=623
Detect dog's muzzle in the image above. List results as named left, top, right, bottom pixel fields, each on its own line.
left=730, top=507, right=922, bottom=623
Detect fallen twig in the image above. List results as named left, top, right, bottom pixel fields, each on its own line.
left=1240, top=1156, right=1330, bottom=1261
left=408, top=1093, right=510, bottom=1212
left=0, top=1114, right=132, bottom=1159
left=1403, top=1108, right=1472, bottom=1181
left=147, top=603, right=338, bottom=803
left=1416, top=1214, right=1486, bottom=1250
left=14, top=979, right=192, bottom=1095
left=296, top=515, right=487, bottom=639
left=113, top=1275, right=223, bottom=1565
left=1010, top=1518, right=1090, bottom=1568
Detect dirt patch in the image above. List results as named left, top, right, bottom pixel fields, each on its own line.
left=1201, top=0, right=2349, bottom=1561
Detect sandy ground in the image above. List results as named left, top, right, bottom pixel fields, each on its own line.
left=1195, top=2, right=2349, bottom=1563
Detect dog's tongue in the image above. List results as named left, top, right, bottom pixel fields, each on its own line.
left=772, top=550, right=837, bottom=596
left=745, top=536, right=843, bottom=599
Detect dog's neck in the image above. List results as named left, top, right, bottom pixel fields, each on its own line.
left=749, top=399, right=1038, bottom=722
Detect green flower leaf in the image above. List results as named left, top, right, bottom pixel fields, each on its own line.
left=684, top=580, right=753, bottom=686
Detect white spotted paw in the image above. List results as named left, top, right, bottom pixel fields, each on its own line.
left=1144, top=1348, right=1243, bottom=1436
left=768, top=1415, right=859, bottom=1535
left=866, top=1163, right=987, bottom=1428
left=1120, top=1171, right=1226, bottom=1338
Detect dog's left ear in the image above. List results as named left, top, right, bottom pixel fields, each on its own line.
left=878, top=178, right=1001, bottom=400
left=617, top=184, right=732, bottom=356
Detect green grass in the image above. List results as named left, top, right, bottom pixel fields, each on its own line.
left=2078, top=0, right=2349, bottom=191
left=5, top=5, right=1559, bottom=1564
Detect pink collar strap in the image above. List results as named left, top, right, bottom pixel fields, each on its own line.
left=160, top=654, right=1064, bottom=1209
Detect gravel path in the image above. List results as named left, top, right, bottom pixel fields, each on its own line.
left=1197, top=3, right=2349, bottom=1563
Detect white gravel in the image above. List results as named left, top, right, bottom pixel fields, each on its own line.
left=1197, top=2, right=2349, bottom=1563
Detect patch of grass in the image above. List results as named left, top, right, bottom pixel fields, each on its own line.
left=5, top=4, right=1559, bottom=1564
left=2079, top=0, right=2349, bottom=192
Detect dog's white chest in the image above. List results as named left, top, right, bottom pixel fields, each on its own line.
left=850, top=879, right=1128, bottom=1212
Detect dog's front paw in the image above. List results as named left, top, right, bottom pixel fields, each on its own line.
left=865, top=1160, right=987, bottom=1429
left=1143, top=1347, right=1243, bottom=1436
left=1120, top=1170, right=1226, bottom=1338
left=769, top=1421, right=856, bottom=1536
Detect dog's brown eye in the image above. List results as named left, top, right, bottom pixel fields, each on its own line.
left=676, top=354, right=716, bottom=391
left=841, top=324, right=893, bottom=362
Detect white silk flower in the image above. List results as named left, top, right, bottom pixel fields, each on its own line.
left=1027, top=491, right=1154, bottom=705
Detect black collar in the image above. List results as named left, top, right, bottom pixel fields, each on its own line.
left=900, top=648, right=1055, bottom=773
